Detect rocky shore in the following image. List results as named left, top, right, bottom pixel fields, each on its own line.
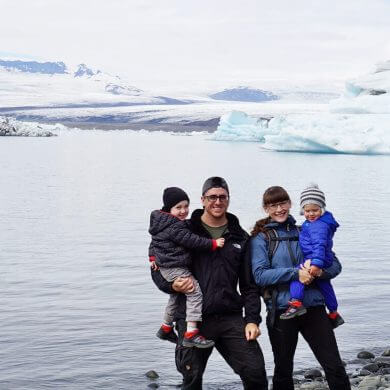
left=291, top=349, right=390, bottom=389
left=145, top=349, right=390, bottom=389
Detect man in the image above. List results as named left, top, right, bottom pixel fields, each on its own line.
left=151, top=177, right=268, bottom=390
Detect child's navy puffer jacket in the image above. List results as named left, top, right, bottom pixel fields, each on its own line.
left=299, top=211, right=339, bottom=269
left=149, top=210, right=215, bottom=268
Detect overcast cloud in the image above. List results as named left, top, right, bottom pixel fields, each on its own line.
left=1, top=0, right=390, bottom=90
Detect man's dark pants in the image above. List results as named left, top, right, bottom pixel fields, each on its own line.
left=175, top=314, right=268, bottom=390
left=267, top=305, right=351, bottom=390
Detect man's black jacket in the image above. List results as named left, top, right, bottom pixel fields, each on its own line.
left=151, top=209, right=261, bottom=325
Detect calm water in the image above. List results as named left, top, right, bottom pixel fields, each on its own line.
left=1, top=130, right=389, bottom=389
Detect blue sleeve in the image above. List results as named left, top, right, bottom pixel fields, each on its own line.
left=318, top=253, right=342, bottom=280
left=250, top=234, right=298, bottom=287
left=311, top=258, right=324, bottom=268
left=307, top=222, right=329, bottom=268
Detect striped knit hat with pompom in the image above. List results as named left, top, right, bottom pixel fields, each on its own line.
left=300, top=183, right=326, bottom=212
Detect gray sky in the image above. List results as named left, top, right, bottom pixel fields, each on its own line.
left=1, top=0, right=390, bottom=90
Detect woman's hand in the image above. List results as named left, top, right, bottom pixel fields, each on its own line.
left=245, top=323, right=260, bottom=340
left=309, top=265, right=322, bottom=277
left=172, top=277, right=195, bottom=293
left=299, top=267, right=314, bottom=285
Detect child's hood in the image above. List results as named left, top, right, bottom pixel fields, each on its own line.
left=148, top=210, right=182, bottom=235
left=319, top=211, right=339, bottom=232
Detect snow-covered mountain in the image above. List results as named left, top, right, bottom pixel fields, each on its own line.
left=0, top=59, right=67, bottom=74
left=0, top=59, right=187, bottom=109
left=209, top=87, right=279, bottom=102
left=0, top=58, right=341, bottom=127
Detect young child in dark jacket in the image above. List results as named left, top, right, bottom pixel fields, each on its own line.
left=280, top=184, right=345, bottom=328
left=149, top=187, right=224, bottom=348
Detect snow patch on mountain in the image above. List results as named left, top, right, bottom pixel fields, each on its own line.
left=105, top=83, right=143, bottom=96
left=74, top=63, right=100, bottom=78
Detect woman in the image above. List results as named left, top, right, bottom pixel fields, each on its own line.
left=250, top=186, right=350, bottom=390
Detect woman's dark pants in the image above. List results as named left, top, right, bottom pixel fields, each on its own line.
left=267, top=305, right=350, bottom=390
left=175, top=314, right=268, bottom=390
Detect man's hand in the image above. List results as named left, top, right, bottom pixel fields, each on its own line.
left=245, top=323, right=260, bottom=341
left=172, top=277, right=195, bottom=293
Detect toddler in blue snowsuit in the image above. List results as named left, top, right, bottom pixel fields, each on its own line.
left=280, top=184, right=344, bottom=328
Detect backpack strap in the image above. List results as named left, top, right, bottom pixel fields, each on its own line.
left=264, top=228, right=299, bottom=264
left=263, top=225, right=300, bottom=329
left=264, top=228, right=279, bottom=265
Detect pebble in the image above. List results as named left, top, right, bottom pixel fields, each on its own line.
left=362, top=363, right=380, bottom=373
left=304, top=368, right=323, bottom=379
left=299, top=381, right=328, bottom=389
left=357, top=375, right=381, bottom=389
left=382, top=349, right=390, bottom=357
left=375, top=357, right=390, bottom=367
left=145, top=370, right=159, bottom=379
left=358, top=351, right=375, bottom=359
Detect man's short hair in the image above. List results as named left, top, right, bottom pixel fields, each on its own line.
left=202, top=176, right=229, bottom=195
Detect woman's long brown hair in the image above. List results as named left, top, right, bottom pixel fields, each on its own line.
left=250, top=186, right=290, bottom=237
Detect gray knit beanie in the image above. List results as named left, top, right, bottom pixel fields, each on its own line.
left=300, top=183, right=326, bottom=212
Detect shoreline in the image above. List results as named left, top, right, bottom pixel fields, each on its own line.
left=60, top=120, right=219, bottom=133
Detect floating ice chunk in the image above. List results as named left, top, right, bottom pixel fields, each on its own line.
left=214, top=111, right=390, bottom=155
left=213, top=111, right=271, bottom=142
left=330, top=60, right=390, bottom=114
left=0, top=116, right=61, bottom=136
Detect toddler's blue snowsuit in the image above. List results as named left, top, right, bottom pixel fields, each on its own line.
left=291, top=211, right=340, bottom=312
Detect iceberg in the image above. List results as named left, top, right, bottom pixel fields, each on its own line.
left=214, top=62, right=390, bottom=155
left=214, top=111, right=390, bottom=154
left=330, top=60, right=390, bottom=114
left=0, top=116, right=61, bottom=136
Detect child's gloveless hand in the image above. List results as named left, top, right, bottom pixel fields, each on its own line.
left=150, top=261, right=159, bottom=271
left=216, top=238, right=225, bottom=248
left=304, top=259, right=312, bottom=269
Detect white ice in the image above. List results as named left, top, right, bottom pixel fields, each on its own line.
left=330, top=60, right=390, bottom=114
left=0, top=116, right=66, bottom=136
left=214, top=62, right=390, bottom=154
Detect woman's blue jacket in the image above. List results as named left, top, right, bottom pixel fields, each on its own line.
left=250, top=215, right=342, bottom=311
